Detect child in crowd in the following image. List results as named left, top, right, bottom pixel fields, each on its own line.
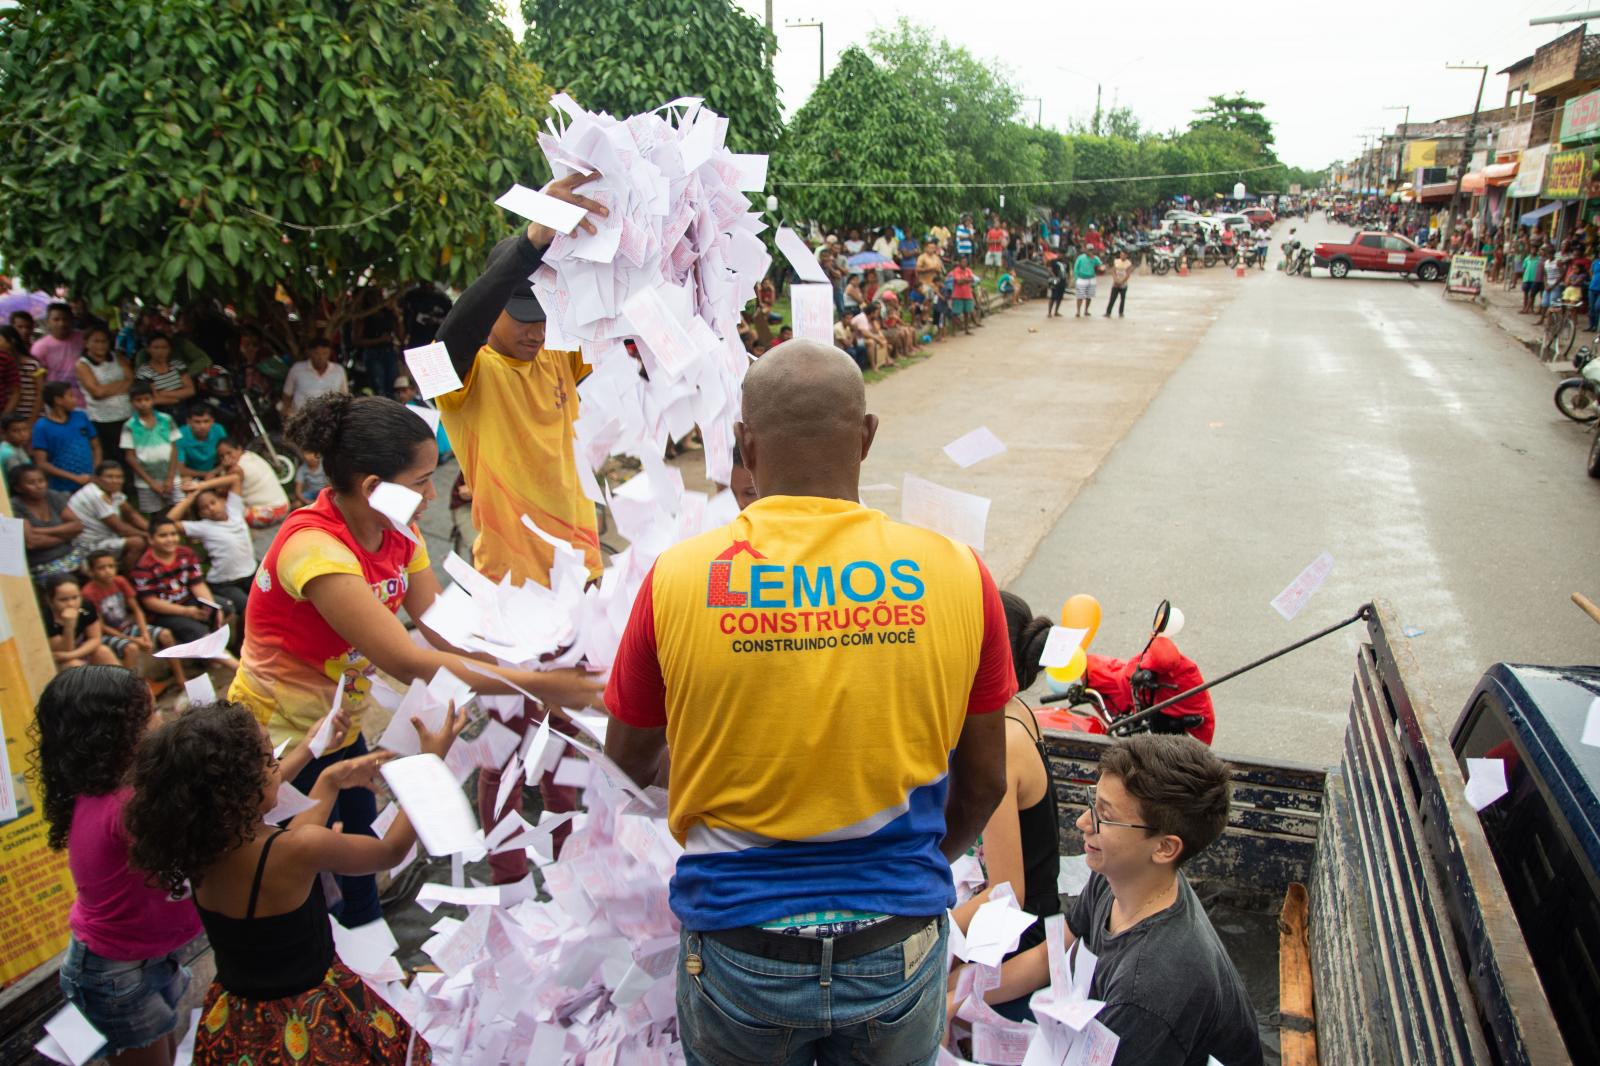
left=168, top=472, right=257, bottom=621
left=31, top=380, right=99, bottom=491
left=43, top=574, right=117, bottom=672
left=0, top=413, right=31, bottom=475
left=125, top=700, right=465, bottom=1065
left=68, top=460, right=148, bottom=571
left=9, top=463, right=84, bottom=582
left=121, top=381, right=183, bottom=517
left=292, top=447, right=328, bottom=508
left=82, top=549, right=180, bottom=678
left=35, top=666, right=205, bottom=1064
left=214, top=437, right=288, bottom=528
left=129, top=515, right=238, bottom=670
left=175, top=405, right=226, bottom=479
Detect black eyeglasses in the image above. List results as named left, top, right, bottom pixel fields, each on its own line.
left=1087, top=790, right=1157, bottom=834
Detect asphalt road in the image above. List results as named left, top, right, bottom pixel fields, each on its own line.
left=1008, top=215, right=1600, bottom=765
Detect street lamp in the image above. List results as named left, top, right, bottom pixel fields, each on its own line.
left=784, top=19, right=824, bottom=85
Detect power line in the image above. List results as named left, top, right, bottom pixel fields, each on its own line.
left=773, top=162, right=1284, bottom=190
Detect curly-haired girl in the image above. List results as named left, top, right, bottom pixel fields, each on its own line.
left=33, top=665, right=203, bottom=1066
left=947, top=591, right=1063, bottom=1023
left=124, top=699, right=465, bottom=1066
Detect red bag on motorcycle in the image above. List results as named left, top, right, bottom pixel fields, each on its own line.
left=1085, top=636, right=1215, bottom=745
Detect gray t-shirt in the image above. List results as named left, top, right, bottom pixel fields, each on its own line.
left=1068, top=872, right=1263, bottom=1066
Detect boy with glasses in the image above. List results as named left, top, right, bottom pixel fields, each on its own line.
left=971, top=734, right=1263, bottom=1065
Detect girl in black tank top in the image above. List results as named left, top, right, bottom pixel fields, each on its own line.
left=124, top=700, right=469, bottom=1065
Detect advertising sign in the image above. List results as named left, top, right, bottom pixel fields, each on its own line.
left=0, top=599, right=73, bottom=988
left=1531, top=26, right=1585, bottom=95
left=1544, top=147, right=1590, bottom=199
left=1497, top=120, right=1531, bottom=155
left=1448, top=255, right=1486, bottom=298
left=1561, top=90, right=1600, bottom=144
left=1404, top=141, right=1438, bottom=169
left=1509, top=144, right=1551, bottom=197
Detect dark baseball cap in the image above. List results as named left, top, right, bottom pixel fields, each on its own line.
left=484, top=235, right=546, bottom=323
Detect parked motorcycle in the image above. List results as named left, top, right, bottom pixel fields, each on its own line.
left=1149, top=243, right=1179, bottom=276
left=1036, top=601, right=1215, bottom=745
left=199, top=365, right=298, bottom=485
left=1294, top=247, right=1313, bottom=276
left=1280, top=237, right=1303, bottom=274
left=1556, top=343, right=1600, bottom=423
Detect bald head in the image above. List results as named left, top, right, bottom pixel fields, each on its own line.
left=735, top=339, right=877, bottom=502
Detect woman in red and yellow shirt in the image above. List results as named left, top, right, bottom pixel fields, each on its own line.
left=228, top=392, right=603, bottom=925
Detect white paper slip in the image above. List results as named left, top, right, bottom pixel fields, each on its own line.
left=1464, top=757, right=1509, bottom=811
left=901, top=474, right=991, bottom=550
left=943, top=426, right=1007, bottom=469
left=1270, top=551, right=1334, bottom=621
left=495, top=183, right=589, bottom=234
left=776, top=227, right=830, bottom=284
left=407, top=402, right=441, bottom=435
left=0, top=515, right=25, bottom=577
left=265, top=781, right=317, bottom=824
left=728, top=153, right=769, bottom=191
left=183, top=673, right=217, bottom=705
left=381, top=754, right=482, bottom=856
left=369, top=481, right=422, bottom=542
left=1040, top=626, right=1090, bottom=668
left=273, top=736, right=291, bottom=759
left=40, top=1002, right=105, bottom=1066
left=789, top=282, right=834, bottom=344
left=416, top=883, right=503, bottom=911
left=307, top=675, right=346, bottom=758
left=329, top=915, right=399, bottom=975
left=1582, top=696, right=1600, bottom=748
left=623, top=285, right=699, bottom=379
left=403, top=340, right=463, bottom=399
left=155, top=624, right=231, bottom=660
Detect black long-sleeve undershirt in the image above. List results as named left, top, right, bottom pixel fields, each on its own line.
left=436, top=234, right=546, bottom=379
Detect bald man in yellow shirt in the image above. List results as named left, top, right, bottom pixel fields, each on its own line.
left=435, top=172, right=608, bottom=881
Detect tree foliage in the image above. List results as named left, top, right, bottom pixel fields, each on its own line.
left=0, top=0, right=551, bottom=351
left=772, top=47, right=958, bottom=231
left=1190, top=94, right=1275, bottom=153
left=523, top=0, right=781, bottom=154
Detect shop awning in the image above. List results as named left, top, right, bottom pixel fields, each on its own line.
left=1461, top=171, right=1487, bottom=194
left=1418, top=181, right=1457, bottom=203
left=1520, top=202, right=1561, bottom=226
left=1484, top=161, right=1518, bottom=186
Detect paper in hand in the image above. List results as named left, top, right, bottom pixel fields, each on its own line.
left=155, top=624, right=231, bottom=660
left=1039, top=627, right=1089, bottom=668
left=1464, top=757, right=1509, bottom=811
left=943, top=426, right=1007, bottom=469
left=496, top=183, right=588, bottom=234
left=183, top=673, right=217, bottom=705
left=381, top=754, right=482, bottom=856
left=307, top=675, right=346, bottom=758
left=403, top=340, right=463, bottom=399
left=265, top=782, right=317, bottom=824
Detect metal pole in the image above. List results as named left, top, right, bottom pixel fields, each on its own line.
left=1447, top=64, right=1489, bottom=239
left=784, top=20, right=825, bottom=84
left=1530, top=9, right=1600, bottom=25
left=765, top=0, right=773, bottom=30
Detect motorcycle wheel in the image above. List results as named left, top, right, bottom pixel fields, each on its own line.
left=1590, top=425, right=1600, bottom=477
left=249, top=436, right=300, bottom=485
left=1202, top=249, right=1218, bottom=268
left=1555, top=380, right=1600, bottom=423
left=1152, top=259, right=1169, bottom=276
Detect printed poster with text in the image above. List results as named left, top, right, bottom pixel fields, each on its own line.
left=0, top=598, right=74, bottom=987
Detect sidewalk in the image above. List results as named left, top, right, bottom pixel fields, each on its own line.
left=1472, top=272, right=1580, bottom=372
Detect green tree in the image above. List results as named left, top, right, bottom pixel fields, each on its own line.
left=771, top=47, right=958, bottom=231
left=0, top=0, right=551, bottom=353
left=1190, top=94, right=1275, bottom=153
left=522, top=0, right=780, bottom=154
left=867, top=18, right=1044, bottom=216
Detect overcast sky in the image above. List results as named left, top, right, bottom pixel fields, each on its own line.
left=719, top=0, right=1592, bottom=170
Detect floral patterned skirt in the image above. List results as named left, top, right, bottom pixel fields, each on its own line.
left=193, top=960, right=428, bottom=1065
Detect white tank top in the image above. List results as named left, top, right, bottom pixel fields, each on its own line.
left=78, top=355, right=133, bottom=423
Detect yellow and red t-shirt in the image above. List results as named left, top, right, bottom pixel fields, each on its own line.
left=435, top=345, right=599, bottom=586
left=229, top=490, right=429, bottom=752
left=606, top=495, right=1016, bottom=930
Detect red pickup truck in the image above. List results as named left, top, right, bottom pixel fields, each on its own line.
left=1313, top=231, right=1449, bottom=280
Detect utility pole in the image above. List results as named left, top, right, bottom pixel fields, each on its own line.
left=1094, top=83, right=1102, bottom=135
left=1384, top=104, right=1410, bottom=185
left=784, top=19, right=824, bottom=85
left=1446, top=63, right=1489, bottom=237
left=765, top=0, right=773, bottom=31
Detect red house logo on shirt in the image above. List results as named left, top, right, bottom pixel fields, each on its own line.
left=707, top=541, right=765, bottom=607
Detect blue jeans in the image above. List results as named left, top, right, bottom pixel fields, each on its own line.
left=363, top=345, right=399, bottom=398
left=59, top=935, right=191, bottom=1055
left=676, top=918, right=947, bottom=1066
left=290, top=734, right=380, bottom=926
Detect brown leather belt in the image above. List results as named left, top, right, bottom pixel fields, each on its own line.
left=703, top=914, right=937, bottom=965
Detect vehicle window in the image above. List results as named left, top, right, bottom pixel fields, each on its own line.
left=1359, top=234, right=1384, bottom=248
left=1456, top=694, right=1599, bottom=1060
left=1381, top=236, right=1412, bottom=252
